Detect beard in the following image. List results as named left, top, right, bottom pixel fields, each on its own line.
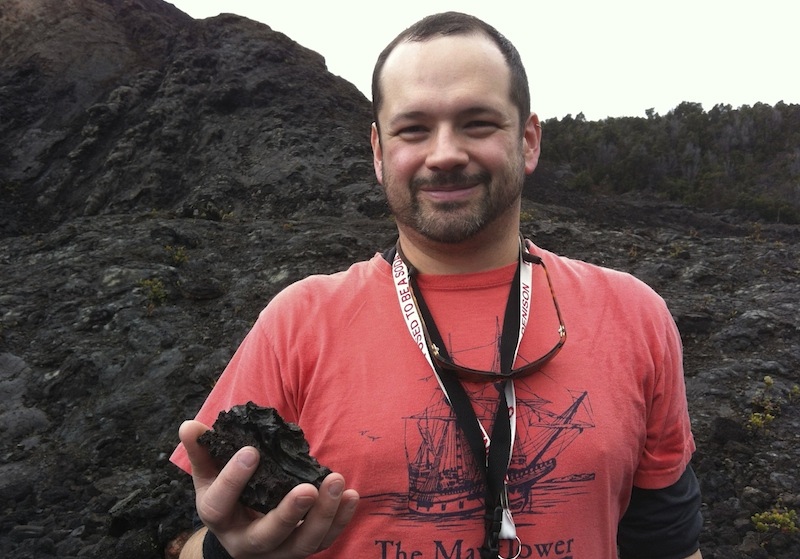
left=383, top=153, right=525, bottom=244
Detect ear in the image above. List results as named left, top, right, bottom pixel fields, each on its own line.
left=370, top=122, right=384, bottom=185
left=522, top=112, right=542, bottom=175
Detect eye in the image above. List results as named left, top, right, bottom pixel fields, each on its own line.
left=396, top=125, right=429, bottom=140
left=464, top=120, right=499, bottom=136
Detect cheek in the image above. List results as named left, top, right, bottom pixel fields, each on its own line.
left=381, top=149, right=424, bottom=184
left=481, top=141, right=519, bottom=168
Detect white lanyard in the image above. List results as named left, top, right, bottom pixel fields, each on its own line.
left=391, top=241, right=535, bottom=544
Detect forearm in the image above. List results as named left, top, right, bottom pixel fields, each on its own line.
left=179, top=527, right=207, bottom=559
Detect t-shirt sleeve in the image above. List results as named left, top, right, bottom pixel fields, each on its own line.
left=169, top=305, right=292, bottom=474
left=632, top=293, right=696, bottom=490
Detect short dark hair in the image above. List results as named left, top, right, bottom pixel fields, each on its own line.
left=371, top=12, right=531, bottom=133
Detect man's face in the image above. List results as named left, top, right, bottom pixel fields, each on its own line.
left=371, top=34, right=541, bottom=244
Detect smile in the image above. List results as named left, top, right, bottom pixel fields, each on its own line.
left=420, top=183, right=482, bottom=203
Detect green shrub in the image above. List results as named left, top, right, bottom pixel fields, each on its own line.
left=752, top=506, right=799, bottom=533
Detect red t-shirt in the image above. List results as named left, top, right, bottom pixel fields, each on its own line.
left=171, top=244, right=695, bottom=558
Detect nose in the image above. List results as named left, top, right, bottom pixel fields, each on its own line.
left=425, top=126, right=469, bottom=171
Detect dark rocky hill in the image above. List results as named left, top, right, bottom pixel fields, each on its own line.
left=0, top=0, right=377, bottom=236
left=1, top=1, right=798, bottom=557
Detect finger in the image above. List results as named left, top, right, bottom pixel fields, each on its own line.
left=318, top=488, right=359, bottom=550
left=279, top=474, right=353, bottom=555
left=298, top=475, right=357, bottom=550
left=178, top=420, right=217, bottom=490
left=198, top=445, right=260, bottom=527
left=245, top=482, right=319, bottom=551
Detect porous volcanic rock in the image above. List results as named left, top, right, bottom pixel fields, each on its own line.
left=198, top=403, right=331, bottom=513
left=1, top=1, right=799, bottom=558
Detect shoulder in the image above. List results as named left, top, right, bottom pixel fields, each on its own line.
left=278, top=253, right=388, bottom=297
left=533, top=243, right=676, bottom=333
left=259, top=253, right=392, bottom=320
left=539, top=245, right=663, bottom=302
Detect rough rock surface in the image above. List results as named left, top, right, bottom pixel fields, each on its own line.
left=1, top=1, right=799, bottom=558
left=198, top=403, right=331, bottom=513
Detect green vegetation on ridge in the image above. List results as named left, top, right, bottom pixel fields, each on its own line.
left=540, top=101, right=800, bottom=223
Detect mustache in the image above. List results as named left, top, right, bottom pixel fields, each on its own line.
left=411, top=170, right=491, bottom=189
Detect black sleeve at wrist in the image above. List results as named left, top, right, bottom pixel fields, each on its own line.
left=203, top=530, right=234, bottom=559
left=617, top=465, right=703, bottom=559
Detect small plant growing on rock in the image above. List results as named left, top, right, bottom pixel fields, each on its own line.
left=747, top=411, right=775, bottom=431
left=138, top=278, right=167, bottom=314
left=747, top=376, right=783, bottom=433
left=668, top=242, right=690, bottom=259
left=165, top=244, right=188, bottom=266
left=751, top=375, right=782, bottom=415
left=752, top=506, right=799, bottom=534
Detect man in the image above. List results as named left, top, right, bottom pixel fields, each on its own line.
left=172, top=12, right=703, bottom=559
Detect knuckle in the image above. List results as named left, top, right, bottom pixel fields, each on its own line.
left=197, top=498, right=227, bottom=526
left=274, top=508, right=303, bottom=531
left=218, top=467, right=246, bottom=493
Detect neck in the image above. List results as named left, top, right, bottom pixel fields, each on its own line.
left=397, top=220, right=521, bottom=275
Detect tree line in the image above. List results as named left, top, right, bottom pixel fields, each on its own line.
left=539, top=101, right=800, bottom=223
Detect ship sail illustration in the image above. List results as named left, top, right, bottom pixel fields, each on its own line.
left=405, top=390, right=593, bottom=516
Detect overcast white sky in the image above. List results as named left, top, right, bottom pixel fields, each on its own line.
left=169, top=0, right=799, bottom=121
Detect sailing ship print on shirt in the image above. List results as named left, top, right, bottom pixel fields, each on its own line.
left=402, top=317, right=595, bottom=519
left=404, top=385, right=594, bottom=518
left=363, top=315, right=595, bottom=529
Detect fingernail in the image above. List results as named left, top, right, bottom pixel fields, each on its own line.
left=236, top=448, right=258, bottom=468
left=328, top=479, right=344, bottom=498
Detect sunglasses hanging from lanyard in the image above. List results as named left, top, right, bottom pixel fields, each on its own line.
left=390, top=235, right=566, bottom=559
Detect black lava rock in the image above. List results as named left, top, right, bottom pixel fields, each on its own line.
left=197, top=402, right=331, bottom=513
left=3, top=1, right=800, bottom=558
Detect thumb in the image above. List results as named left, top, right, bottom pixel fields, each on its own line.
left=178, top=420, right=219, bottom=490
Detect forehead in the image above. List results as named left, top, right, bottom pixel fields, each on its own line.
left=378, top=34, right=513, bottom=121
